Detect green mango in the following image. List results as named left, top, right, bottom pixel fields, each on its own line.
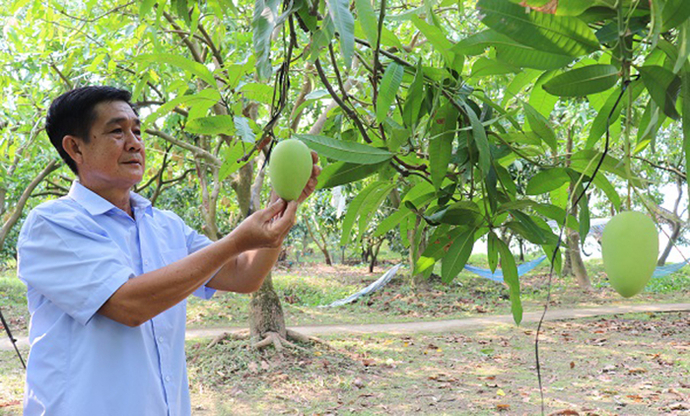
left=601, top=211, right=658, bottom=298
left=268, top=139, right=312, bottom=201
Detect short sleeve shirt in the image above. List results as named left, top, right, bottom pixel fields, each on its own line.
left=17, top=181, right=216, bottom=416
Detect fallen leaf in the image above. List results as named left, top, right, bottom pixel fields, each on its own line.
left=548, top=410, right=579, bottom=416
left=496, top=404, right=510, bottom=411
left=497, top=389, right=506, bottom=396
left=570, top=362, right=575, bottom=369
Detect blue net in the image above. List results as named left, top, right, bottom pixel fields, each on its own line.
left=652, top=259, right=690, bottom=278
left=463, top=255, right=548, bottom=282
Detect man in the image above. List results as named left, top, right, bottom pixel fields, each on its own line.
left=17, top=86, right=319, bottom=415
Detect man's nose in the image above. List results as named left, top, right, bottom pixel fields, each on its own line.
left=126, top=131, right=144, bottom=151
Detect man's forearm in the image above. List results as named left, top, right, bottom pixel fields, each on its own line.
left=98, top=234, right=242, bottom=327
left=207, top=245, right=282, bottom=293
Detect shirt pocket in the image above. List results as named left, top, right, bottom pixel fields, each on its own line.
left=160, top=248, right=188, bottom=265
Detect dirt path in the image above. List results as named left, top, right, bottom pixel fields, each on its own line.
left=2, top=302, right=688, bottom=351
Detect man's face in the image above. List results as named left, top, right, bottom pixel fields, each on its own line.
left=76, top=100, right=146, bottom=191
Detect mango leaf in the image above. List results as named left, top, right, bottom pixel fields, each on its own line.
left=340, top=181, right=387, bottom=246
left=586, top=80, right=644, bottom=148
left=403, top=60, right=425, bottom=127
left=410, top=15, right=454, bottom=65
left=462, top=101, right=491, bottom=175
left=376, top=63, right=404, bottom=123
left=145, top=90, right=221, bottom=126
left=355, top=0, right=379, bottom=49
left=295, top=134, right=394, bottom=164
left=470, top=57, right=520, bottom=78
left=317, top=161, right=387, bottom=188
left=529, top=70, right=559, bottom=119
left=477, top=0, right=600, bottom=57
left=569, top=150, right=644, bottom=187
left=543, top=64, right=619, bottom=97
left=526, top=168, right=570, bottom=195
left=139, top=0, right=156, bottom=19
left=662, top=0, right=690, bottom=32
left=373, top=208, right=414, bottom=237
left=238, top=83, right=275, bottom=104
left=683, top=65, right=690, bottom=206
left=135, top=53, right=216, bottom=86
left=358, top=183, right=396, bottom=236
left=234, top=116, right=255, bottom=143
left=522, top=101, right=557, bottom=151
left=185, top=115, right=236, bottom=136
left=496, top=238, right=522, bottom=325
left=327, top=0, right=355, bottom=68
left=487, top=231, right=499, bottom=273
left=442, top=228, right=477, bottom=283
left=253, top=0, right=280, bottom=79
left=425, top=201, right=483, bottom=226
left=638, top=65, right=682, bottom=120
left=219, top=142, right=251, bottom=181
left=414, top=226, right=462, bottom=275
left=496, top=44, right=575, bottom=70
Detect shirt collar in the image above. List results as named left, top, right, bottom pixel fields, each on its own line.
left=67, top=181, right=153, bottom=217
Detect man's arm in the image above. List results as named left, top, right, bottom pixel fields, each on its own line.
left=98, top=199, right=297, bottom=327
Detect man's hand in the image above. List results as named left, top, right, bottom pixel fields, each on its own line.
left=233, top=198, right=298, bottom=253
left=297, top=151, right=321, bottom=204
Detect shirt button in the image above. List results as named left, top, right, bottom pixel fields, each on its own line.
left=165, top=376, right=171, bottom=382
left=144, top=259, right=150, bottom=266
left=158, top=336, right=164, bottom=343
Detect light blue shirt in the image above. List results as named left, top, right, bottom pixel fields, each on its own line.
left=17, top=181, right=216, bottom=416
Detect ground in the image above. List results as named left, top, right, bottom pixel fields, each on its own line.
left=1, top=255, right=689, bottom=415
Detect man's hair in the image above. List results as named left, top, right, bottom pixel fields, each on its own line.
left=46, top=86, right=135, bottom=174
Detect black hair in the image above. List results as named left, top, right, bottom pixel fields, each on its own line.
left=45, top=86, right=135, bottom=174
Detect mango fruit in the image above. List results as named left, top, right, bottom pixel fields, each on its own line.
left=268, top=139, right=312, bottom=201
left=601, top=211, right=658, bottom=298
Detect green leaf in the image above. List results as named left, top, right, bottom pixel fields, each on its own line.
left=496, top=44, right=575, bottom=70
left=234, top=116, right=255, bottom=143
left=496, top=238, right=522, bottom=325
left=185, top=115, right=236, bottom=136
left=683, top=64, right=690, bottom=206
left=358, top=183, right=396, bottom=236
left=410, top=15, right=454, bottom=65
left=376, top=63, right=404, bottom=123
left=414, top=227, right=462, bottom=275
left=238, top=83, right=275, bottom=104
left=470, top=57, right=520, bottom=78
left=662, top=0, right=690, bottom=32
left=327, top=0, right=355, bottom=68
left=462, top=102, right=491, bottom=175
left=373, top=208, right=413, bottom=237
left=425, top=201, right=483, bottom=226
left=487, top=231, right=499, bottom=273
left=442, top=228, right=476, bottom=283
left=317, top=161, right=387, bottom=189
left=477, top=0, right=600, bottom=57
left=638, top=65, right=682, bottom=120
left=340, top=181, right=387, bottom=245
left=295, top=134, right=394, bottom=164
left=543, top=64, right=619, bottom=97
left=586, top=80, right=645, bottom=148
left=403, top=60, right=426, bottom=127
left=139, top=0, right=156, bottom=20
left=252, top=0, right=280, bottom=79
left=145, top=89, right=221, bottom=126
left=219, top=142, right=252, bottom=181
left=522, top=101, right=557, bottom=151
left=355, top=0, right=379, bottom=49
left=135, top=53, right=216, bottom=86
left=529, top=70, right=559, bottom=118
left=526, top=168, right=570, bottom=195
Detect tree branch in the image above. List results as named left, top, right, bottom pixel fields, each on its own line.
left=145, top=128, right=221, bottom=166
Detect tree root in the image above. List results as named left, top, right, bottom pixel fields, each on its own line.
left=205, top=329, right=333, bottom=352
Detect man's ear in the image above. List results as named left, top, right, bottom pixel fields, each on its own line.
left=62, top=135, right=85, bottom=165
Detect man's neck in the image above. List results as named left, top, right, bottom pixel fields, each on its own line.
left=78, top=179, right=133, bottom=217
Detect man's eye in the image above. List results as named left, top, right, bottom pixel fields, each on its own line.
left=133, top=130, right=142, bottom=136
left=111, top=129, right=123, bottom=134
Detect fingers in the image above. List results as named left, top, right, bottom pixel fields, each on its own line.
left=263, top=198, right=286, bottom=219
left=271, top=200, right=298, bottom=236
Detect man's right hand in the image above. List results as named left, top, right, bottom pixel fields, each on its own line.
left=232, top=198, right=298, bottom=253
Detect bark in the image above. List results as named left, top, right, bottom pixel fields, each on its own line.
left=565, top=127, right=590, bottom=289
left=248, top=274, right=287, bottom=339
left=0, top=159, right=60, bottom=252
left=304, top=218, right=332, bottom=265
left=658, top=179, right=684, bottom=266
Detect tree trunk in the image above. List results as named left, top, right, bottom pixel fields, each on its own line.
left=369, top=238, right=384, bottom=273
left=304, top=216, right=332, bottom=265
left=245, top=153, right=287, bottom=340
left=658, top=223, right=681, bottom=266
left=0, top=159, right=59, bottom=252
left=567, top=231, right=591, bottom=290
left=248, top=274, right=286, bottom=339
